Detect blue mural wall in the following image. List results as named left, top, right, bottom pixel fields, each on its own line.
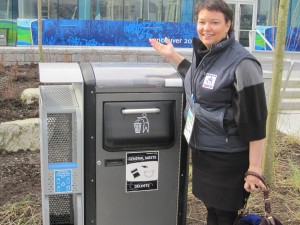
left=13, top=19, right=298, bottom=51
left=264, top=27, right=300, bottom=51
left=31, top=20, right=198, bottom=48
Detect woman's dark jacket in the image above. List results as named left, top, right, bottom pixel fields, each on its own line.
left=178, top=32, right=267, bottom=153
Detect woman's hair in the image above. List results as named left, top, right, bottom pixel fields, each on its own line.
left=195, top=0, right=234, bottom=31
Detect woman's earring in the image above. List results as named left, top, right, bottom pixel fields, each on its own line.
left=226, top=33, right=229, bottom=39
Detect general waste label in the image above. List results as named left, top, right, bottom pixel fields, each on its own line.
left=54, top=169, right=72, bottom=193
left=126, top=151, right=159, bottom=193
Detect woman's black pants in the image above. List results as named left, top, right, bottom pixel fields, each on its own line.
left=206, top=207, right=238, bottom=225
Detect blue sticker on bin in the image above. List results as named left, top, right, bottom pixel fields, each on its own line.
left=48, top=162, right=77, bottom=170
left=54, top=169, right=72, bottom=193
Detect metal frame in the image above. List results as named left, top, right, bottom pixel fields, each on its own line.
left=40, top=85, right=84, bottom=225
left=39, top=63, right=84, bottom=225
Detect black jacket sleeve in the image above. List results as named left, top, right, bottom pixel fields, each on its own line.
left=233, top=59, right=268, bottom=142
left=177, top=59, right=191, bottom=77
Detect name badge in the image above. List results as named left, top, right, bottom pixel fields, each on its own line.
left=184, top=107, right=195, bottom=144
left=202, top=73, right=217, bottom=89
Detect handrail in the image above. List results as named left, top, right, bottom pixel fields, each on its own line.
left=249, top=29, right=275, bottom=52
left=282, top=60, right=300, bottom=92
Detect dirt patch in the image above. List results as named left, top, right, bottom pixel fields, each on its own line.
left=0, top=150, right=41, bottom=206
left=0, top=63, right=299, bottom=224
left=0, top=63, right=39, bottom=123
left=0, top=64, right=41, bottom=224
left=0, top=64, right=41, bottom=214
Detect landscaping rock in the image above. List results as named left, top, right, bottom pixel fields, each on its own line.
left=21, top=88, right=40, bottom=105
left=0, top=118, right=39, bottom=152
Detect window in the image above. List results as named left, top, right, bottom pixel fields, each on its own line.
left=92, top=0, right=108, bottom=20
left=164, top=0, right=181, bottom=22
left=49, top=0, right=79, bottom=19
left=92, top=0, right=180, bottom=22
left=18, top=0, right=36, bottom=19
left=17, top=0, right=78, bottom=19
left=0, top=0, right=9, bottom=19
left=257, top=0, right=279, bottom=26
left=290, top=0, right=299, bottom=27
left=0, top=0, right=18, bottom=19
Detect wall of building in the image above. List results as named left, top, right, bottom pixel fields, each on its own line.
left=0, top=45, right=193, bottom=66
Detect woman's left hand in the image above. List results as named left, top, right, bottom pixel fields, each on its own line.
left=244, top=173, right=267, bottom=192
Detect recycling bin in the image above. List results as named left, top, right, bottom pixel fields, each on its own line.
left=39, top=62, right=188, bottom=225
left=39, top=63, right=85, bottom=225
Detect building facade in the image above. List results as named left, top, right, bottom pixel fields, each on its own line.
left=0, top=0, right=299, bottom=51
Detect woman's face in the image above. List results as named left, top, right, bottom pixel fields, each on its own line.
left=197, top=9, right=231, bottom=49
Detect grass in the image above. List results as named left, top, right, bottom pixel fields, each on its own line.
left=245, top=133, right=300, bottom=225
left=0, top=132, right=299, bottom=224
left=287, top=160, right=300, bottom=191
left=0, top=194, right=42, bottom=225
left=187, top=132, right=300, bottom=225
left=285, top=134, right=300, bottom=146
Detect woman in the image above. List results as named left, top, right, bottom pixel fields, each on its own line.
left=149, top=0, right=268, bottom=224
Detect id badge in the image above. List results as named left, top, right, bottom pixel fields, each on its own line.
left=184, top=107, right=195, bottom=144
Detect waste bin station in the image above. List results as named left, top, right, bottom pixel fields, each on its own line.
left=39, top=62, right=189, bottom=225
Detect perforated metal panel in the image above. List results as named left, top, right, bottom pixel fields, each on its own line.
left=49, top=195, right=74, bottom=224
left=41, top=86, right=79, bottom=108
left=47, top=113, right=76, bottom=163
left=40, top=84, right=83, bottom=225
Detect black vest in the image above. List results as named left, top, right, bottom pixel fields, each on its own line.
left=185, top=33, right=260, bottom=153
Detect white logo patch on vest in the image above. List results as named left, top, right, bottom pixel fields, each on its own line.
left=202, top=73, right=218, bottom=89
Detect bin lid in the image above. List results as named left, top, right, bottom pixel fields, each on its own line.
left=91, top=62, right=183, bottom=91
left=39, top=63, right=83, bottom=83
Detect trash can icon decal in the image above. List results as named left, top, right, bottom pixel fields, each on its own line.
left=133, top=113, right=149, bottom=134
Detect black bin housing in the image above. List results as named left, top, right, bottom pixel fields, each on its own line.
left=81, top=62, right=189, bottom=225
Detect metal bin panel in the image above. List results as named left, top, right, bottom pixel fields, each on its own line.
left=39, top=85, right=84, bottom=225
left=103, top=101, right=175, bottom=151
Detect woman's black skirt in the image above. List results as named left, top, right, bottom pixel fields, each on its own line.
left=191, top=148, right=250, bottom=212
